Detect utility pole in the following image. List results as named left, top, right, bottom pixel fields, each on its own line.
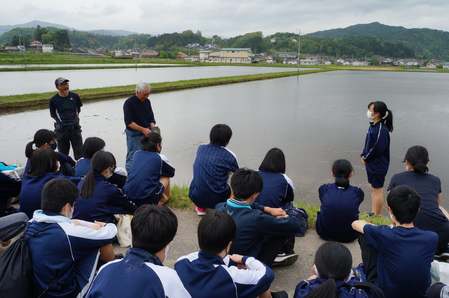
left=297, top=29, right=301, bottom=73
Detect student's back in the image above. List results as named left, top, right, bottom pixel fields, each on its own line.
left=176, top=251, right=273, bottom=298
left=389, top=171, right=446, bottom=226
left=216, top=199, right=303, bottom=258
left=256, top=171, right=294, bottom=208
left=19, top=172, right=61, bottom=218
left=316, top=183, right=364, bottom=242
left=189, top=144, right=238, bottom=208
left=294, top=278, right=369, bottom=298
left=27, top=211, right=116, bottom=298
left=87, top=247, right=189, bottom=298
left=74, top=174, right=135, bottom=223
left=124, top=150, right=174, bottom=205
left=75, top=158, right=90, bottom=177
left=363, top=224, right=437, bottom=298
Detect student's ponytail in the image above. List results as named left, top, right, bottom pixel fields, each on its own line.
left=25, top=129, right=57, bottom=159
left=404, top=145, right=430, bottom=174
left=332, top=159, right=353, bottom=189
left=370, top=101, right=393, bottom=132
left=306, top=279, right=337, bottom=298
left=80, top=151, right=116, bottom=198
left=384, top=108, right=394, bottom=133
left=25, top=141, right=35, bottom=159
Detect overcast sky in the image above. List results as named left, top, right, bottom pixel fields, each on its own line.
left=1, top=0, right=448, bottom=36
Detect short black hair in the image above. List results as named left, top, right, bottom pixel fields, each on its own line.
left=332, top=159, right=353, bottom=188
left=198, top=211, right=236, bottom=254
left=29, top=148, right=59, bottom=177
left=141, top=133, right=162, bottom=152
left=82, top=137, right=106, bottom=159
left=404, top=145, right=429, bottom=174
left=387, top=185, right=421, bottom=224
left=259, top=148, right=286, bottom=173
left=209, top=124, right=232, bottom=146
left=230, top=168, right=263, bottom=200
left=131, top=205, right=178, bottom=254
left=41, top=178, right=78, bottom=213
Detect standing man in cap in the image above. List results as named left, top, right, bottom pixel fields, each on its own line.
left=49, top=77, right=83, bottom=160
left=123, top=82, right=156, bottom=173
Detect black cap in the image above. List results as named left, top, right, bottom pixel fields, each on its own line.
left=55, top=77, right=69, bottom=86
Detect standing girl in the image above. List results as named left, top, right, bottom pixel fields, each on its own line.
left=361, top=101, right=393, bottom=215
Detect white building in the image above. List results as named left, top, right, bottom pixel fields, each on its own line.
left=200, top=48, right=252, bottom=64
left=42, top=44, right=54, bottom=53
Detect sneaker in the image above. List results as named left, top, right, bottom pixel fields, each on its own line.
left=271, top=291, right=288, bottom=298
left=273, top=253, right=298, bottom=267
left=195, top=206, right=206, bottom=216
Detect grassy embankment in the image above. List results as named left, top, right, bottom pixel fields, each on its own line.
left=169, top=185, right=391, bottom=227
left=0, top=69, right=327, bottom=112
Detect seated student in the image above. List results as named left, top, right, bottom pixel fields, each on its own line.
left=189, top=124, right=239, bottom=215
left=124, top=133, right=174, bottom=206
left=73, top=151, right=136, bottom=223
left=75, top=136, right=127, bottom=188
left=352, top=185, right=438, bottom=298
left=294, top=242, right=372, bottom=298
left=19, top=148, right=63, bottom=218
left=256, top=148, right=308, bottom=261
left=388, top=145, right=449, bottom=254
left=86, top=205, right=191, bottom=298
left=25, top=128, right=76, bottom=176
left=0, top=171, right=21, bottom=216
left=216, top=168, right=307, bottom=267
left=176, top=211, right=288, bottom=298
left=26, top=178, right=117, bottom=298
left=75, top=137, right=106, bottom=177
left=316, top=159, right=364, bottom=243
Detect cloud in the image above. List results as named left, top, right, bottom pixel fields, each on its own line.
left=1, top=0, right=449, bottom=36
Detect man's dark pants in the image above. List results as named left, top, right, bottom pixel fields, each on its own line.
left=55, top=125, right=83, bottom=160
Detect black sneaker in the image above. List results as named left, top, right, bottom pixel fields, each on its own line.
left=272, top=253, right=298, bottom=267
left=271, top=290, right=288, bottom=298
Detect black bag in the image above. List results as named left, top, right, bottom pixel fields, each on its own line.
left=0, top=237, right=35, bottom=298
left=343, top=281, right=386, bottom=298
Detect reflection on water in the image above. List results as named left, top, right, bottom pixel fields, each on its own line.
left=1, top=70, right=449, bottom=210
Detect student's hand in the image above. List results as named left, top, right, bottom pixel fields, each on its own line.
left=360, top=157, right=366, bottom=165
left=229, top=254, right=244, bottom=264
left=94, top=221, right=106, bottom=229
left=307, top=274, right=318, bottom=281
left=141, top=128, right=151, bottom=137
left=265, top=207, right=287, bottom=218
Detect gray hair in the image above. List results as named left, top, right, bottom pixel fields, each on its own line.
left=136, top=82, right=151, bottom=94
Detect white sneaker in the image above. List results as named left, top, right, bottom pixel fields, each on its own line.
left=273, top=253, right=298, bottom=267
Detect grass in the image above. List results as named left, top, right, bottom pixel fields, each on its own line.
left=168, top=185, right=392, bottom=228
left=0, top=69, right=327, bottom=112
left=0, top=52, right=187, bottom=65
left=321, top=64, right=449, bottom=73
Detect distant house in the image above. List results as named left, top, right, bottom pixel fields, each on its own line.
left=29, top=40, right=43, bottom=51
left=176, top=52, right=188, bottom=60
left=351, top=60, right=369, bottom=67
left=443, top=63, right=449, bottom=69
left=113, top=50, right=132, bottom=58
left=265, top=56, right=274, bottom=64
left=184, top=55, right=200, bottom=62
left=4, top=46, right=21, bottom=52
left=140, top=50, right=159, bottom=58
left=276, top=52, right=297, bottom=64
left=199, top=50, right=211, bottom=62
left=381, top=58, right=394, bottom=65
left=300, top=56, right=320, bottom=65
left=42, top=44, right=54, bottom=53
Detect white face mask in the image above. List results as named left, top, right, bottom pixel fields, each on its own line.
left=164, top=244, right=170, bottom=260
left=366, top=110, right=374, bottom=121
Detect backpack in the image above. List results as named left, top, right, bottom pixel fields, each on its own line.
left=343, top=282, right=385, bottom=298
left=0, top=236, right=35, bottom=298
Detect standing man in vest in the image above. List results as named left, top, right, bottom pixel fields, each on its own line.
left=123, top=82, right=156, bottom=173
left=49, top=77, right=83, bottom=160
